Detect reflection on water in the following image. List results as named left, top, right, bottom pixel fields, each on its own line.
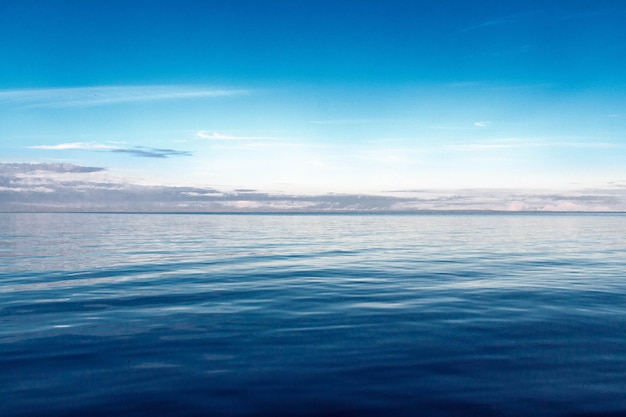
left=1, top=213, right=626, bottom=416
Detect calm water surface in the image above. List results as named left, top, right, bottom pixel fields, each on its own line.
left=1, top=213, right=625, bottom=416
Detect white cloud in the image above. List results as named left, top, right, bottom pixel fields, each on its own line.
left=453, top=15, right=521, bottom=34
left=445, top=137, right=621, bottom=152
left=0, top=85, right=248, bottom=108
left=429, top=125, right=475, bottom=130
left=309, top=118, right=399, bottom=125
left=29, top=142, right=116, bottom=150
left=445, top=138, right=533, bottom=151
left=473, top=121, right=491, bottom=127
left=2, top=162, right=626, bottom=211
left=195, top=131, right=275, bottom=140
left=29, top=142, right=192, bottom=158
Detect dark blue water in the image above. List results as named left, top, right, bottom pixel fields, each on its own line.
left=1, top=213, right=626, bottom=417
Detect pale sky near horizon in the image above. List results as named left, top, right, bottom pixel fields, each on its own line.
left=1, top=0, right=626, bottom=198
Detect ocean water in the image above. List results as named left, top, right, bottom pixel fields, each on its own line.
left=1, top=212, right=626, bottom=417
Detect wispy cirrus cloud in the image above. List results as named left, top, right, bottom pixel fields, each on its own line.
left=29, top=142, right=192, bottom=158
left=430, top=124, right=485, bottom=130
left=452, top=13, right=532, bottom=35
left=430, top=120, right=491, bottom=130
left=445, top=137, right=622, bottom=152
left=195, top=131, right=276, bottom=140
left=30, top=142, right=117, bottom=150
left=453, top=9, right=621, bottom=36
left=309, top=118, right=400, bottom=125
left=111, top=147, right=192, bottom=158
left=0, top=85, right=248, bottom=109
left=473, top=121, right=491, bottom=127
left=446, top=139, right=534, bottom=151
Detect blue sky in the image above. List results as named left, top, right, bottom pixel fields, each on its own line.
left=1, top=0, right=626, bottom=210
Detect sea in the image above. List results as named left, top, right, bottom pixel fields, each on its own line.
left=1, top=212, right=625, bottom=417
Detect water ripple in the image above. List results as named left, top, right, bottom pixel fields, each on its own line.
left=1, top=213, right=626, bottom=416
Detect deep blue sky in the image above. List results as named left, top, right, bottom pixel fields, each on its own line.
left=2, top=0, right=624, bottom=87
left=1, top=0, right=626, bottom=206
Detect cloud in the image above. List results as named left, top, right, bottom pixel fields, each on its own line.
left=309, top=118, right=399, bottom=125
left=2, top=163, right=626, bottom=212
left=445, top=138, right=533, bottom=151
left=111, top=147, right=192, bottom=158
left=430, top=120, right=491, bottom=129
left=0, top=163, right=113, bottom=196
left=445, top=137, right=621, bottom=152
left=195, top=131, right=274, bottom=140
left=30, top=142, right=116, bottom=150
left=607, top=181, right=626, bottom=189
left=0, top=162, right=105, bottom=174
left=559, top=9, right=620, bottom=22
left=29, top=142, right=192, bottom=158
left=0, top=85, right=248, bottom=109
left=453, top=13, right=530, bottom=35
left=430, top=125, right=477, bottom=131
